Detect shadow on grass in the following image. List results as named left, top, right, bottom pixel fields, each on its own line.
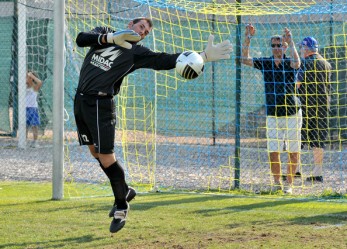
left=0, top=199, right=54, bottom=208
left=289, top=211, right=347, bottom=225
left=0, top=235, right=103, bottom=249
left=85, top=192, right=338, bottom=214
left=193, top=198, right=314, bottom=217
left=2, top=192, right=344, bottom=221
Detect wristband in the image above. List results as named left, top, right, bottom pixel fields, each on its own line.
left=97, top=34, right=103, bottom=45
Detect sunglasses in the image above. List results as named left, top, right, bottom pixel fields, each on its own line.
left=271, top=44, right=282, bottom=48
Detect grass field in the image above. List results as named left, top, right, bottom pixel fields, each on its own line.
left=0, top=182, right=346, bottom=249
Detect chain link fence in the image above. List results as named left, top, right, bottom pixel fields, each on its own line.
left=1, top=0, right=346, bottom=198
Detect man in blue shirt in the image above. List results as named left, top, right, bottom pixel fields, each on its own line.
left=241, top=24, right=301, bottom=194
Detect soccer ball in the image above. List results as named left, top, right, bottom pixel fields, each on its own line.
left=176, top=51, right=204, bottom=80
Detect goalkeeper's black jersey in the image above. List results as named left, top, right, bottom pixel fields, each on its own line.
left=76, top=26, right=180, bottom=96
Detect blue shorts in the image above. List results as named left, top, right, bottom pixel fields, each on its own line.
left=26, top=107, right=40, bottom=126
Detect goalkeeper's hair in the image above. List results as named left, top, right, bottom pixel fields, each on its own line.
left=132, top=17, right=153, bottom=28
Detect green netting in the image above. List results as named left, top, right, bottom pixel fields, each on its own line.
left=0, top=17, right=13, bottom=133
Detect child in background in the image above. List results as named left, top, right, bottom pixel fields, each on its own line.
left=26, top=71, right=43, bottom=148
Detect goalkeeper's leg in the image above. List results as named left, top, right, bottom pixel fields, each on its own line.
left=88, top=145, right=129, bottom=206
left=101, top=160, right=129, bottom=233
left=97, top=154, right=129, bottom=233
left=88, top=144, right=131, bottom=233
left=96, top=158, right=136, bottom=217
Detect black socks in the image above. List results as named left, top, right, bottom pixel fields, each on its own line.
left=97, top=159, right=128, bottom=209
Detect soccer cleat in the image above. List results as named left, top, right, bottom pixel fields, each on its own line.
left=126, top=186, right=137, bottom=202
left=109, top=187, right=136, bottom=217
left=306, top=176, right=323, bottom=183
left=109, top=203, right=129, bottom=233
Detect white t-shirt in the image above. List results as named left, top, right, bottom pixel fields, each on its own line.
left=26, top=87, right=38, bottom=108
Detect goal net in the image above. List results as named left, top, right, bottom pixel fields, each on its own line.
left=63, top=0, right=347, bottom=196
left=1, top=0, right=346, bottom=198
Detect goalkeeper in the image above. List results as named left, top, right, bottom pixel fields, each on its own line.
left=74, top=17, right=232, bottom=234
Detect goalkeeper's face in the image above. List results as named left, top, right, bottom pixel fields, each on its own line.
left=128, top=20, right=152, bottom=40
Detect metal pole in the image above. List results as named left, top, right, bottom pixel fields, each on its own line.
left=234, top=0, right=242, bottom=189
left=149, top=5, right=158, bottom=191
left=52, top=0, right=65, bottom=200
left=329, top=0, right=334, bottom=45
left=211, top=14, right=216, bottom=146
left=17, top=0, right=27, bottom=149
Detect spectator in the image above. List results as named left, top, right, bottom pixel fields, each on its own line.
left=241, top=24, right=301, bottom=194
left=297, top=36, right=332, bottom=183
left=26, top=71, right=43, bottom=148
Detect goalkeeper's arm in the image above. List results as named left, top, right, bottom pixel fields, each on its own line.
left=76, top=27, right=112, bottom=47
left=76, top=27, right=140, bottom=49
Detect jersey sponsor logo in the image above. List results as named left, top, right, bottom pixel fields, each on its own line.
left=90, top=47, right=123, bottom=71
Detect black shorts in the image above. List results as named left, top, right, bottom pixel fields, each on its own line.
left=74, top=93, right=116, bottom=154
left=301, top=106, right=328, bottom=148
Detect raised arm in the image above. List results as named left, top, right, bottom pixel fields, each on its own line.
left=283, top=28, right=300, bottom=69
left=134, top=34, right=233, bottom=71
left=28, top=72, right=42, bottom=92
left=241, top=24, right=256, bottom=67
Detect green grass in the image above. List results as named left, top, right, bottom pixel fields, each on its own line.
left=0, top=182, right=346, bottom=249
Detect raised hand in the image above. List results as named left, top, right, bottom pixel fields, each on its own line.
left=245, top=24, right=256, bottom=38
left=282, top=27, right=293, bottom=45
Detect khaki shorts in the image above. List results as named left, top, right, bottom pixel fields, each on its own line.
left=266, top=109, right=302, bottom=152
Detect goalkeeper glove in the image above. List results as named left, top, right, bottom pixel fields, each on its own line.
left=107, top=30, right=141, bottom=49
left=200, top=35, right=233, bottom=62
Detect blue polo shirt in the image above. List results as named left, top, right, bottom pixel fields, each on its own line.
left=253, top=55, right=299, bottom=117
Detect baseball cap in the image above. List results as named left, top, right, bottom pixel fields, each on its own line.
left=298, top=36, right=318, bottom=48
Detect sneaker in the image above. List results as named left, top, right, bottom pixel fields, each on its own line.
left=282, top=172, right=301, bottom=182
left=109, top=187, right=136, bottom=217
left=270, top=184, right=283, bottom=193
left=283, top=186, right=293, bottom=194
left=306, top=176, right=323, bottom=182
left=110, top=203, right=129, bottom=233
left=294, top=172, right=301, bottom=178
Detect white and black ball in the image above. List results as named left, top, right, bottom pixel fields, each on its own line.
left=176, top=51, right=204, bottom=80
